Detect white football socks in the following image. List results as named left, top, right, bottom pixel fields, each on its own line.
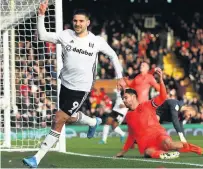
left=102, top=125, right=110, bottom=142
left=114, top=126, right=125, bottom=137
left=178, top=132, right=187, bottom=142
left=75, top=111, right=96, bottom=127
left=34, top=130, right=60, bottom=165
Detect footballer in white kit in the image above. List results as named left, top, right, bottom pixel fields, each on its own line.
left=23, top=2, right=126, bottom=168
left=37, top=20, right=123, bottom=117
left=112, top=91, right=128, bottom=124
left=99, top=90, right=128, bottom=144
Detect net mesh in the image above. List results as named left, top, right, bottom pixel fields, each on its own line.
left=0, top=0, right=59, bottom=149
left=0, top=33, right=4, bottom=146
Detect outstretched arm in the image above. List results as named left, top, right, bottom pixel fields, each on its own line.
left=99, top=37, right=126, bottom=90
left=149, top=68, right=160, bottom=91
left=123, top=133, right=135, bottom=152
left=151, top=68, right=167, bottom=108
left=115, top=129, right=134, bottom=157
left=149, top=76, right=160, bottom=92
left=37, top=0, right=60, bottom=43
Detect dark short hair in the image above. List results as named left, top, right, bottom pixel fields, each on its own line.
left=121, top=88, right=138, bottom=98
left=73, top=9, right=91, bottom=19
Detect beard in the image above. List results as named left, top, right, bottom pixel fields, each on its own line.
left=74, top=26, right=85, bottom=34
left=124, top=103, right=130, bottom=109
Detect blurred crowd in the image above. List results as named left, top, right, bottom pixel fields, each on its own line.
left=1, top=11, right=203, bottom=129
left=174, top=13, right=203, bottom=100
left=12, top=39, right=57, bottom=128
left=88, top=12, right=203, bottom=124
left=172, top=13, right=203, bottom=123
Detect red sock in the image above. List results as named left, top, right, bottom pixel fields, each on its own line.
left=179, top=143, right=202, bottom=155
left=150, top=150, right=166, bottom=159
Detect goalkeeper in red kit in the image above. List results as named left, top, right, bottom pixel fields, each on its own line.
left=115, top=68, right=202, bottom=159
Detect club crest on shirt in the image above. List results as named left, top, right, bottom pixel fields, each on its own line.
left=89, top=42, right=94, bottom=48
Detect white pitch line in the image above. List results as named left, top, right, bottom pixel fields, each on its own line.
left=64, top=152, right=203, bottom=167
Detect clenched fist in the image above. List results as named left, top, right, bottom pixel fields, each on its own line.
left=38, top=0, right=48, bottom=16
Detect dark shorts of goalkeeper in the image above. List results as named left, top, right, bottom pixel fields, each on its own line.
left=59, top=85, right=89, bottom=116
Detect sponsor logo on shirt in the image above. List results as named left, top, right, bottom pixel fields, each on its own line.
left=65, top=45, right=72, bottom=52
left=65, top=45, right=93, bottom=56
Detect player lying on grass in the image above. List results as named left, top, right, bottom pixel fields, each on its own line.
left=130, top=99, right=197, bottom=149
left=156, top=99, right=197, bottom=142
left=99, top=63, right=160, bottom=144
left=98, top=90, right=128, bottom=144
left=23, top=0, right=126, bottom=168
left=115, top=68, right=202, bottom=159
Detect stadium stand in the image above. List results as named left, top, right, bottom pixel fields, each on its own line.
left=5, top=0, right=203, bottom=128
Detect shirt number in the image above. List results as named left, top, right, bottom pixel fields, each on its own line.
left=68, top=101, right=79, bottom=114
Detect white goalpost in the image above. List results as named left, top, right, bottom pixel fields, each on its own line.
left=0, top=0, right=66, bottom=152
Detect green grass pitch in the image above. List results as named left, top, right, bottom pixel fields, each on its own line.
left=1, top=136, right=203, bottom=168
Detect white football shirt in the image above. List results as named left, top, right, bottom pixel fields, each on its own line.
left=38, top=16, right=123, bottom=92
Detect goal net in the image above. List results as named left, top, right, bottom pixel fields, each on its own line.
left=0, top=0, right=65, bottom=152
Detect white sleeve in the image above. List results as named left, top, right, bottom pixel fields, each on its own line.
left=37, top=15, right=60, bottom=44
left=98, top=37, right=123, bottom=79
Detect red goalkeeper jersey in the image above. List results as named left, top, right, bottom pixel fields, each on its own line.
left=123, top=81, right=167, bottom=154
left=125, top=72, right=160, bottom=103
